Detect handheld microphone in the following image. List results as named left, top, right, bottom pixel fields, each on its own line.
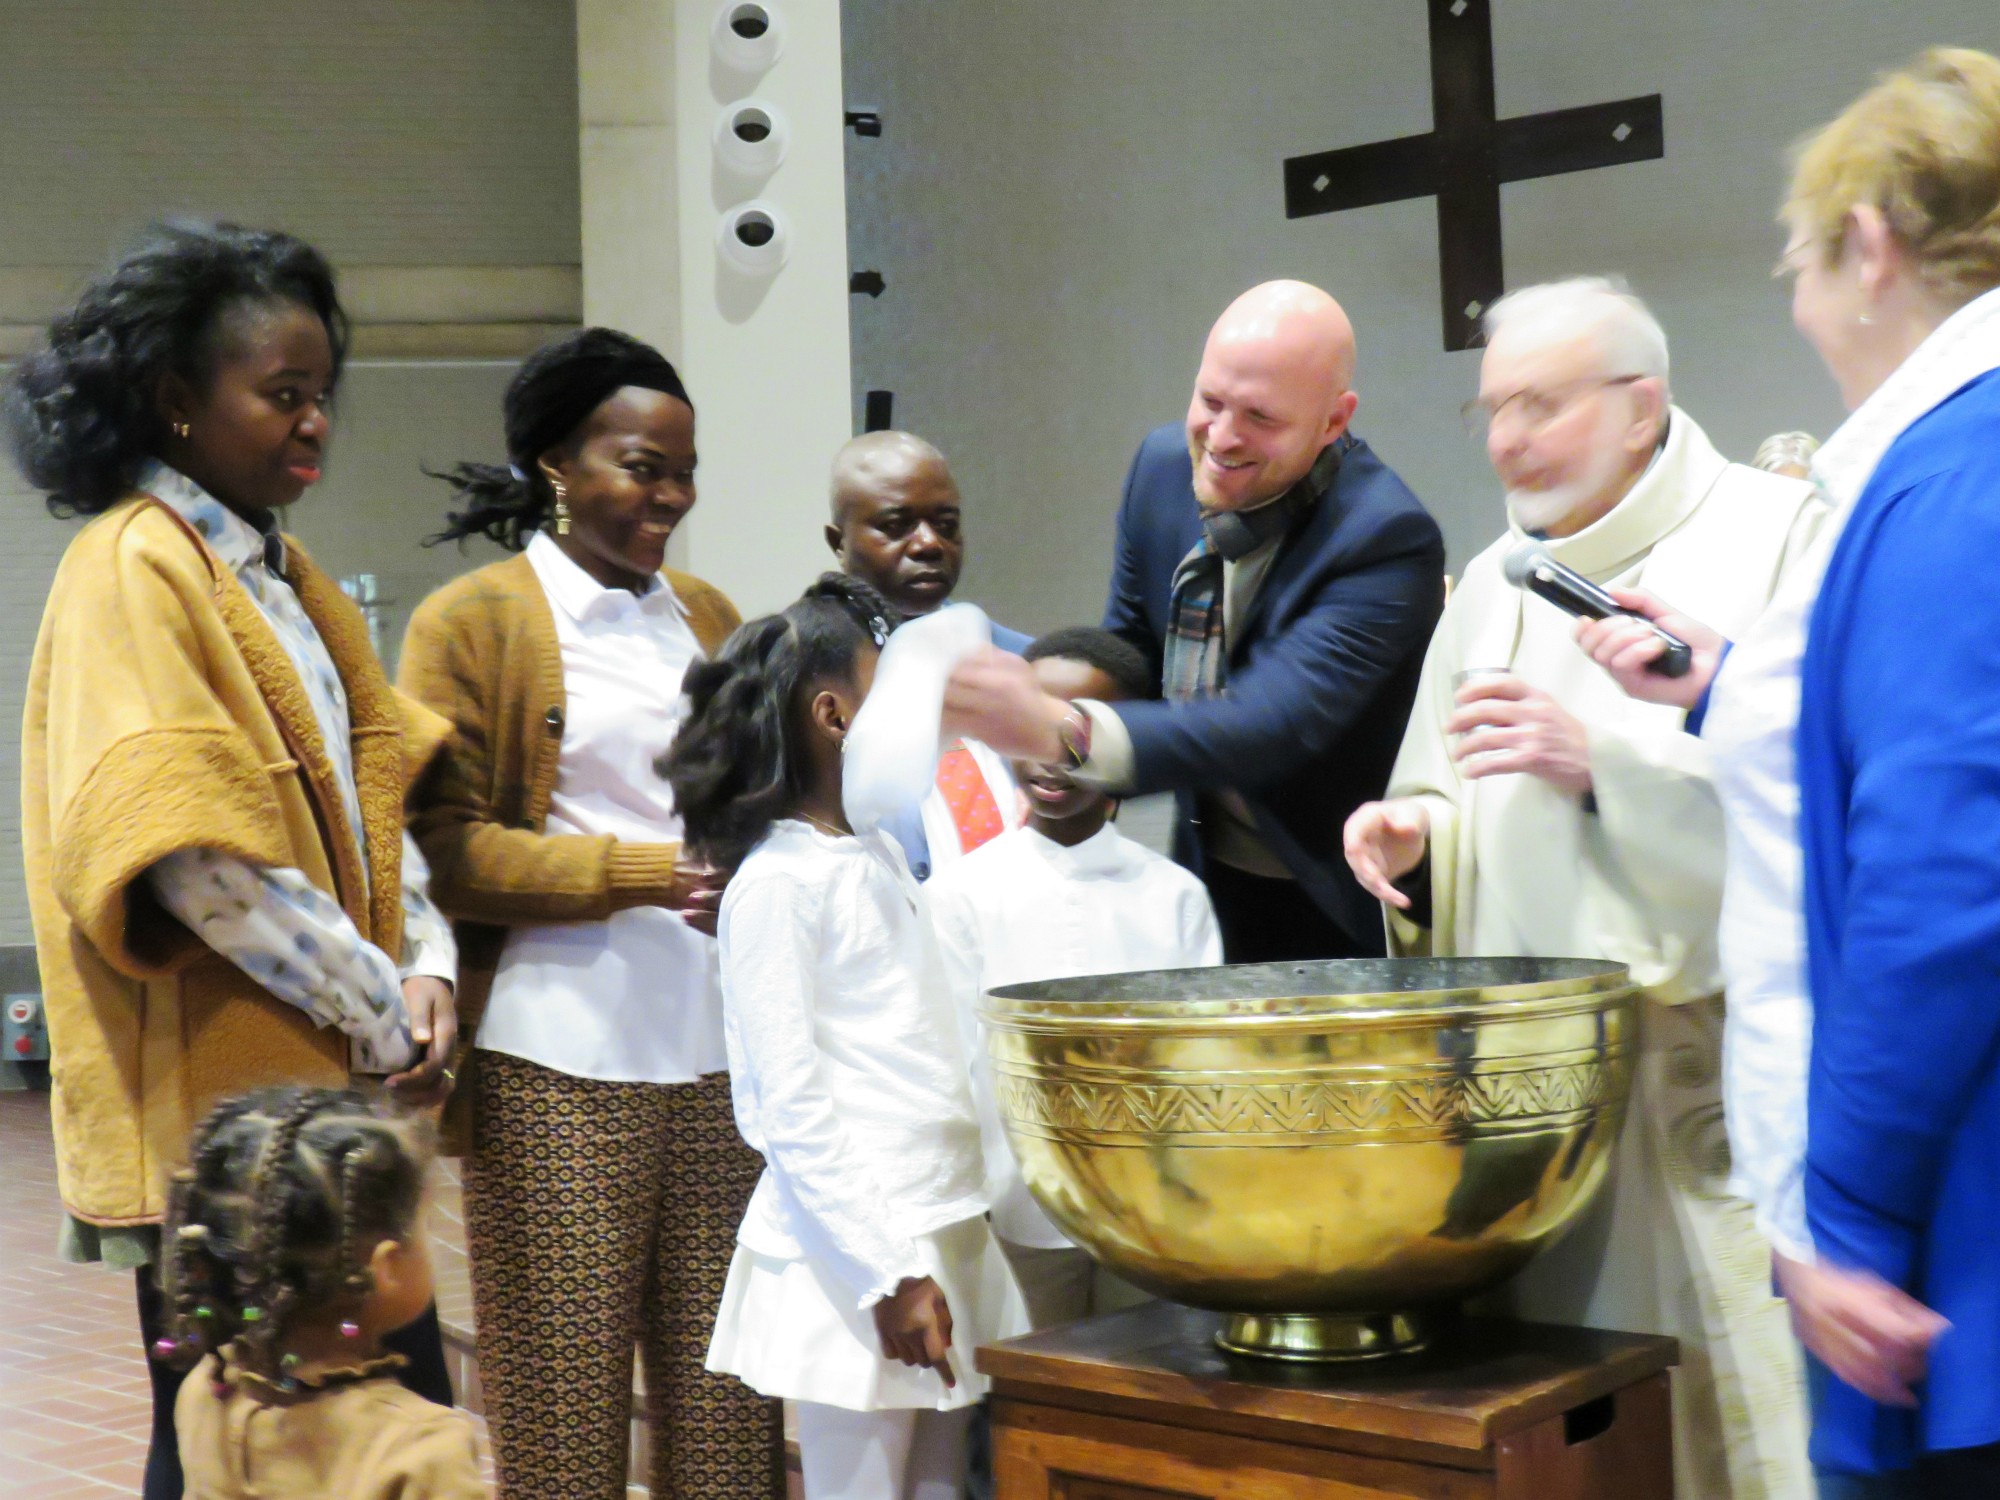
left=1501, top=541, right=1692, bottom=678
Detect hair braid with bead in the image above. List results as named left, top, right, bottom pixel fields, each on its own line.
left=156, top=1087, right=434, bottom=1386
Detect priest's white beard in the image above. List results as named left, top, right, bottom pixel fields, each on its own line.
left=1505, top=442, right=1644, bottom=537
left=1505, top=481, right=1596, bottom=535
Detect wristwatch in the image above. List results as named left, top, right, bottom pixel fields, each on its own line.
left=1056, top=703, right=1093, bottom=769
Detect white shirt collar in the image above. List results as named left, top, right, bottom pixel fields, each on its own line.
left=526, top=529, right=680, bottom=626
left=1813, top=284, right=2000, bottom=512
left=1021, top=821, right=1128, bottom=875
left=138, top=460, right=286, bottom=576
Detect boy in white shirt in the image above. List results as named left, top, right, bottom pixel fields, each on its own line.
left=928, top=627, right=1223, bottom=1328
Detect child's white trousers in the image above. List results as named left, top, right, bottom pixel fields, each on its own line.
left=794, top=1402, right=975, bottom=1500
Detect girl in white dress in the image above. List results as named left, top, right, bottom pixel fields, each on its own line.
left=661, top=575, right=1026, bottom=1500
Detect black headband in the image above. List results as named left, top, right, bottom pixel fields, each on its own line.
left=509, top=349, right=692, bottom=468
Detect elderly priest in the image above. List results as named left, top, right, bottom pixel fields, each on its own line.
left=1343, top=278, right=1822, bottom=1499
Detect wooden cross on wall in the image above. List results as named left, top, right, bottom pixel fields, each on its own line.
left=1284, top=0, right=1664, bottom=351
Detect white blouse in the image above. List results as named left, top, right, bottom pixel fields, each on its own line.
left=927, top=823, right=1223, bottom=1247
left=718, top=820, right=987, bottom=1308
left=475, top=532, right=726, bottom=1084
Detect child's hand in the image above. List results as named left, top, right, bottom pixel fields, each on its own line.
left=872, top=1276, right=956, bottom=1389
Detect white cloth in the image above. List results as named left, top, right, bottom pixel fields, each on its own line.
left=475, top=532, right=726, bottom=1085
left=1386, top=409, right=1823, bottom=1500
left=926, top=823, right=1223, bottom=1247
left=707, top=1214, right=1026, bottom=1411
left=794, top=1395, right=975, bottom=1498
left=1708, top=285, right=2000, bottom=1264
left=843, top=603, right=992, bottom=832
left=138, top=464, right=456, bottom=1073
left=716, top=820, right=988, bottom=1307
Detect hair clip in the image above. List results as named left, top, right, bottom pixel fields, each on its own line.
left=339, top=1320, right=362, bottom=1340
left=868, top=615, right=889, bottom=647
left=193, top=1305, right=215, bottom=1321
left=151, top=1337, right=178, bottom=1360
left=508, top=463, right=529, bottom=483
left=241, top=1307, right=262, bottom=1323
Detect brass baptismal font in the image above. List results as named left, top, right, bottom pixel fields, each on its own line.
left=980, top=957, right=1636, bottom=1361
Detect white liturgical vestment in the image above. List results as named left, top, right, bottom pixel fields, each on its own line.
left=1385, top=410, right=1823, bottom=1500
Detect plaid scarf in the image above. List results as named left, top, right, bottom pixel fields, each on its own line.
left=1162, top=440, right=1345, bottom=701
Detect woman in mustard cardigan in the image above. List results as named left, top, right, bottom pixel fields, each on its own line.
left=5, top=221, right=461, bottom=1500
left=400, top=329, right=780, bottom=1499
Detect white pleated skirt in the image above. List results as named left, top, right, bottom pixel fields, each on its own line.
left=706, top=1213, right=1028, bottom=1411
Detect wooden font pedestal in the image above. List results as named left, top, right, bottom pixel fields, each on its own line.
left=979, top=1302, right=1678, bottom=1500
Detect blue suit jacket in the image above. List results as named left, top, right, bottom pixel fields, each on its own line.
left=882, top=616, right=1032, bottom=881
left=1798, top=368, right=2000, bottom=1474
left=1102, top=422, right=1444, bottom=949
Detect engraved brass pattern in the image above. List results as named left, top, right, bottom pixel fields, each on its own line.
left=996, top=1054, right=1629, bottom=1143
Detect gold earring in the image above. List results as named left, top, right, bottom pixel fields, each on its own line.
left=171, top=420, right=191, bottom=439
left=551, top=479, right=571, bottom=536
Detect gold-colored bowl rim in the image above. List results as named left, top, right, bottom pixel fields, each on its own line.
left=979, top=956, right=1634, bottom=1034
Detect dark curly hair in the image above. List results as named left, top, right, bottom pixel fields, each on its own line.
left=3, top=220, right=349, bottom=517
left=426, top=326, right=693, bottom=551
left=157, top=1087, right=432, bottom=1390
left=660, top=573, right=893, bottom=871
left=1024, top=626, right=1155, bottom=700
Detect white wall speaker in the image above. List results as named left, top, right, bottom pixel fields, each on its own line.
left=712, top=3, right=784, bottom=74
left=713, top=99, right=789, bottom=175
left=717, top=200, right=789, bottom=274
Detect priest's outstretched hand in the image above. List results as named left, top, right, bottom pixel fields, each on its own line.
left=1444, top=676, right=1593, bottom=798
left=1574, top=588, right=1726, bottom=711
left=1344, top=800, right=1430, bottom=909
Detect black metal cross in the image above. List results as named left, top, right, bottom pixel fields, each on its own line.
left=1284, top=0, right=1663, bottom=351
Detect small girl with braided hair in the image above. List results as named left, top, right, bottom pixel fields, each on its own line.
left=661, top=575, right=1026, bottom=1500
left=160, top=1086, right=485, bottom=1500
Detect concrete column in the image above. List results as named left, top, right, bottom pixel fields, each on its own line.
left=577, top=0, right=682, bottom=356
left=579, top=0, right=854, bottom=614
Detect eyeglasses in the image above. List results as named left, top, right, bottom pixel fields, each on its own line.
left=1461, top=374, right=1646, bottom=441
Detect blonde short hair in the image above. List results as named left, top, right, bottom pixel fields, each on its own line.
left=1784, top=47, right=2000, bottom=305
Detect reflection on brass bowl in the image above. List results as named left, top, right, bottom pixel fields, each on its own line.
left=980, top=957, right=1636, bottom=1362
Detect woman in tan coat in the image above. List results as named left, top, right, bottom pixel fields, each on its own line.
left=5, top=221, right=461, bottom=1500
left=400, top=328, right=779, bottom=1499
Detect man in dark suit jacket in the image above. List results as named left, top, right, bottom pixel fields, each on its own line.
left=946, top=281, right=1444, bottom=959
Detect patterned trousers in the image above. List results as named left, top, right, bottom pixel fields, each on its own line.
left=466, top=1050, right=783, bottom=1500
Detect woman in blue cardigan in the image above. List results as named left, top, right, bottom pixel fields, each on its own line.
left=1575, top=47, right=2000, bottom=1497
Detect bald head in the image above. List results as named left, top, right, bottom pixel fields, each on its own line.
left=829, top=431, right=951, bottom=522
left=1208, top=280, right=1357, bottom=394
left=1187, top=281, right=1361, bottom=512
left=825, top=430, right=965, bottom=616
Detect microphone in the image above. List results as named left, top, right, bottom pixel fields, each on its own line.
left=1501, top=541, right=1692, bottom=678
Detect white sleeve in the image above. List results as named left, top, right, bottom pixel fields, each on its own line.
left=924, top=877, right=988, bottom=1075
left=1180, top=879, right=1225, bottom=968
left=722, top=870, right=927, bottom=1308
left=1722, top=899, right=1816, bottom=1262
left=148, top=848, right=413, bottom=1071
